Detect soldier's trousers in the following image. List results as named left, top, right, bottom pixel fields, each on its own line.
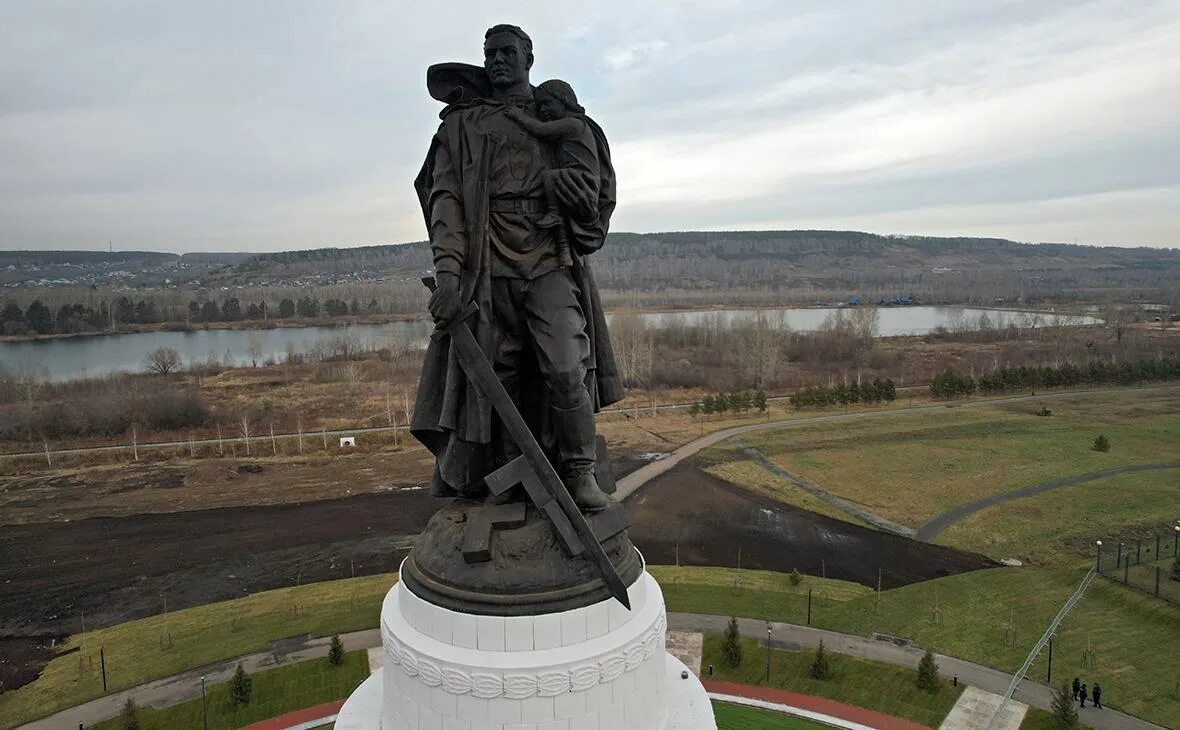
left=490, top=269, right=595, bottom=480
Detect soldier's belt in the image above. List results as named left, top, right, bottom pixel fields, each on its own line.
left=489, top=197, right=547, bottom=214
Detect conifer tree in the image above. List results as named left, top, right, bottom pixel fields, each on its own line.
left=916, top=650, right=940, bottom=692
left=722, top=617, right=743, bottom=668
left=230, top=662, right=253, bottom=706
left=329, top=634, right=345, bottom=666
left=809, top=640, right=830, bottom=680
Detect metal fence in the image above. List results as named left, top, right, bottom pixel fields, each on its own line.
left=1095, top=531, right=1180, bottom=605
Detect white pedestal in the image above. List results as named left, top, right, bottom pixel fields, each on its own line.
left=336, top=570, right=715, bottom=730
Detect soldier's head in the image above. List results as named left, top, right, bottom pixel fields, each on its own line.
left=484, top=24, right=533, bottom=91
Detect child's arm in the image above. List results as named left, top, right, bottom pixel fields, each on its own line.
left=505, top=108, right=583, bottom=140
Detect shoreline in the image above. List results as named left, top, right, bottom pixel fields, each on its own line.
left=0, top=302, right=1101, bottom=343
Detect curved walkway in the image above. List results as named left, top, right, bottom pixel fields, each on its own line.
left=614, top=384, right=1180, bottom=502
left=916, top=462, right=1180, bottom=541
left=731, top=436, right=917, bottom=537
left=23, top=613, right=1165, bottom=730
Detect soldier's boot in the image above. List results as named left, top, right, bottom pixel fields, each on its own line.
left=553, top=399, right=609, bottom=512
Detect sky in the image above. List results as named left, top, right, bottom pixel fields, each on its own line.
left=1, top=0, right=1179, bottom=252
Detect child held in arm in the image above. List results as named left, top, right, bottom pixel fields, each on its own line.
left=505, top=79, right=600, bottom=230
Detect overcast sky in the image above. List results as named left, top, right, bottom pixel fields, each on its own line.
left=2, top=0, right=1178, bottom=252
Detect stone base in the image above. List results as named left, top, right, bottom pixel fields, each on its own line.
left=402, top=500, right=643, bottom=616
left=335, top=569, right=715, bottom=730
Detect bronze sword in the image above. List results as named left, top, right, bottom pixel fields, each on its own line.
left=423, top=278, right=631, bottom=610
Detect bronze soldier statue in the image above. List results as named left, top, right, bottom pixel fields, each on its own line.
left=410, top=24, right=623, bottom=512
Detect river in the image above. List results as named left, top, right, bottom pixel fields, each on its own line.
left=0, top=306, right=1099, bottom=382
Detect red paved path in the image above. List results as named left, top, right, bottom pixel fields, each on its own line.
left=704, top=679, right=931, bottom=730
left=240, top=699, right=344, bottom=730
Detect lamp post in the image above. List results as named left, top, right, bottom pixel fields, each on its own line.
left=200, top=675, right=208, bottom=730
left=1174, top=525, right=1180, bottom=558
left=1095, top=540, right=1103, bottom=573
left=765, top=624, right=772, bottom=683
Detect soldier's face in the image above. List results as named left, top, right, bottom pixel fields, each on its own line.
left=484, top=34, right=531, bottom=89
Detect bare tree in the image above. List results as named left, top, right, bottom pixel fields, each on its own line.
left=239, top=413, right=251, bottom=455
left=143, top=347, right=181, bottom=375
left=611, top=313, right=653, bottom=388
left=735, top=311, right=785, bottom=389
left=247, top=333, right=264, bottom=368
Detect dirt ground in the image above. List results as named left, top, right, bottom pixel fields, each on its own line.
left=0, top=452, right=993, bottom=691
left=0, top=449, right=436, bottom=524
left=628, top=461, right=995, bottom=588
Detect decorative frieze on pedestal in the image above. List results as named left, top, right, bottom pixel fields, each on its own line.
left=335, top=569, right=716, bottom=730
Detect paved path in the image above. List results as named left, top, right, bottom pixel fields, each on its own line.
left=614, top=384, right=1180, bottom=502
left=27, top=614, right=1165, bottom=730
left=668, top=614, right=1165, bottom=730
left=707, top=679, right=927, bottom=730
left=17, top=630, right=380, bottom=730
left=916, top=462, right=1180, bottom=541
left=732, top=435, right=917, bottom=537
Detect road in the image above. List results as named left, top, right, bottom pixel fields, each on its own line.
left=20, top=615, right=1163, bottom=730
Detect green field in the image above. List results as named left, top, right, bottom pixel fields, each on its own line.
left=812, top=569, right=1177, bottom=726
left=91, top=651, right=368, bottom=730
left=652, top=565, right=1178, bottom=727
left=713, top=701, right=831, bottom=729
left=650, top=565, right=872, bottom=622
left=0, top=574, right=394, bottom=729
left=703, top=635, right=964, bottom=728
left=939, top=471, right=1180, bottom=564
left=707, top=389, right=1180, bottom=564
left=5, top=564, right=1167, bottom=728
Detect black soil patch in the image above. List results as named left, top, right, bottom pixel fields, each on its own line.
left=0, top=457, right=994, bottom=690
left=0, top=635, right=65, bottom=694
left=0, top=490, right=438, bottom=641
left=626, top=461, right=996, bottom=589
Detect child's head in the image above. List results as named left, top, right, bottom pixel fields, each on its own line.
left=535, top=79, right=583, bottom=121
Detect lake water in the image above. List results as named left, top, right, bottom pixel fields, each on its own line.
left=0, top=306, right=1099, bottom=382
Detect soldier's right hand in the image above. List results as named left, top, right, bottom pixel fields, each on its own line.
left=428, top=272, right=462, bottom=326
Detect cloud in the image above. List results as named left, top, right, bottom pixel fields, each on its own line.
left=0, top=0, right=1177, bottom=251
left=602, top=40, right=668, bottom=71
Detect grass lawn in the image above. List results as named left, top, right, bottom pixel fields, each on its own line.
left=733, top=389, right=1180, bottom=530
left=713, top=701, right=832, bottom=729
left=697, top=442, right=874, bottom=527
left=91, top=650, right=368, bottom=730
left=656, top=565, right=1179, bottom=728
left=812, top=568, right=1180, bottom=727
left=703, top=635, right=963, bottom=728
left=650, top=565, right=872, bottom=624
left=938, top=471, right=1180, bottom=565
left=0, top=574, right=394, bottom=729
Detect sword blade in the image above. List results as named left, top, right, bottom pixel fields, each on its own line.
left=446, top=320, right=631, bottom=609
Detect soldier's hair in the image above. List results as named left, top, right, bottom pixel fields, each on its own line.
left=485, top=24, right=533, bottom=56
left=537, top=79, right=584, bottom=114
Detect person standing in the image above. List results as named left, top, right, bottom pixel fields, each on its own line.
left=1092, top=683, right=1102, bottom=709
left=1072, top=676, right=1080, bottom=700
left=1079, top=683, right=1088, bottom=708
